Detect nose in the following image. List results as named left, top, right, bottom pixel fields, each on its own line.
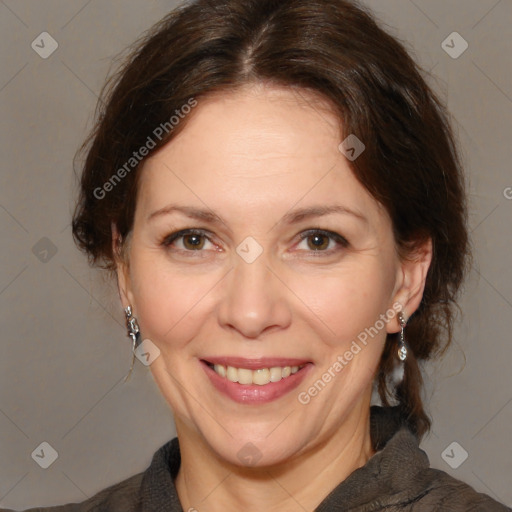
left=216, top=251, right=292, bottom=339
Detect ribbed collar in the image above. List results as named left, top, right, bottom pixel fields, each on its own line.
left=140, top=406, right=426, bottom=511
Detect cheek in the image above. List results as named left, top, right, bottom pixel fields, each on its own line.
left=289, top=259, right=395, bottom=346
left=128, top=252, right=217, bottom=351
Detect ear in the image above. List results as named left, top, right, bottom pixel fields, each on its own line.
left=112, top=222, right=134, bottom=310
left=387, top=237, right=433, bottom=333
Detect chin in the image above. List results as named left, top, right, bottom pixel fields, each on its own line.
left=201, top=425, right=309, bottom=469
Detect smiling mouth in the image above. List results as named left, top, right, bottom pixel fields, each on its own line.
left=204, top=362, right=307, bottom=386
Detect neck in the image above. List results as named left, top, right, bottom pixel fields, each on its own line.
left=174, top=400, right=375, bottom=512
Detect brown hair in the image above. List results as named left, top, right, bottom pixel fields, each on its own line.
left=72, top=0, right=470, bottom=440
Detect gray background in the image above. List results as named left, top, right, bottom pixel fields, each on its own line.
left=0, top=0, right=511, bottom=509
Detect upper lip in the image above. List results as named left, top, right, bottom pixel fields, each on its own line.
left=202, top=357, right=311, bottom=370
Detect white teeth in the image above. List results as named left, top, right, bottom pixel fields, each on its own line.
left=226, top=366, right=238, bottom=382
left=211, top=364, right=305, bottom=385
left=238, top=368, right=253, bottom=385
left=252, top=368, right=270, bottom=385
left=214, top=364, right=226, bottom=377
left=269, top=367, right=282, bottom=382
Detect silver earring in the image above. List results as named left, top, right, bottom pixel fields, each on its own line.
left=124, top=306, right=142, bottom=382
left=125, top=306, right=142, bottom=351
left=397, top=311, right=408, bottom=362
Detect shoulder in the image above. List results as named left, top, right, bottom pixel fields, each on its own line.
left=0, top=472, right=145, bottom=512
left=361, top=412, right=511, bottom=511
left=0, top=437, right=181, bottom=512
left=408, top=465, right=510, bottom=511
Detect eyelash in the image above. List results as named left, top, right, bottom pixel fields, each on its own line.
left=160, top=228, right=349, bottom=257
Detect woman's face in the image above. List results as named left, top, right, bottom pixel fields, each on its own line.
left=117, top=83, right=429, bottom=467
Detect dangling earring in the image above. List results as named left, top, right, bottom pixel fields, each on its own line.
left=397, top=311, right=408, bottom=362
left=125, top=306, right=142, bottom=351
left=124, top=306, right=142, bottom=382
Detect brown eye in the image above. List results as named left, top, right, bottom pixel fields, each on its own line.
left=296, top=229, right=349, bottom=253
left=182, top=233, right=206, bottom=250
left=162, top=229, right=215, bottom=252
left=306, top=233, right=330, bottom=250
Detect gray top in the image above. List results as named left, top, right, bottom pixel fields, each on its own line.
left=2, top=406, right=510, bottom=511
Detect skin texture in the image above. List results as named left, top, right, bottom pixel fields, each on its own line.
left=115, top=83, right=432, bottom=512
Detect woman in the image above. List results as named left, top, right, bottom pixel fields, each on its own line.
left=3, top=0, right=509, bottom=510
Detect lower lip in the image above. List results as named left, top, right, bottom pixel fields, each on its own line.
left=201, top=361, right=312, bottom=404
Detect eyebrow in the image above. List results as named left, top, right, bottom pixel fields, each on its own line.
left=147, top=205, right=224, bottom=224
left=280, top=205, right=368, bottom=225
left=147, top=204, right=368, bottom=226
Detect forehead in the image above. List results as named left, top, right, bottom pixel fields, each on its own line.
left=151, top=83, right=341, bottom=169
left=136, top=83, right=387, bottom=229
